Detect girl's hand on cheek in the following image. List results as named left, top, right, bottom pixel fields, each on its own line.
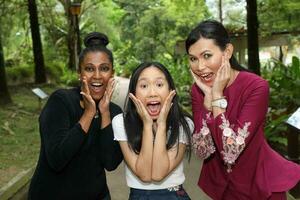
left=157, top=90, right=176, bottom=126
left=129, top=93, right=153, bottom=125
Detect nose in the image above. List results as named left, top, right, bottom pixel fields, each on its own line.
left=149, top=85, right=158, bottom=97
left=195, top=59, right=206, bottom=72
left=93, top=68, right=102, bottom=79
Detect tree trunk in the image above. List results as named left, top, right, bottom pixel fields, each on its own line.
left=0, top=32, right=12, bottom=105
left=246, top=0, right=260, bottom=75
left=28, top=0, right=47, bottom=83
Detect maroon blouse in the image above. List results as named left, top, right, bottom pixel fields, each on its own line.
left=191, top=71, right=300, bottom=200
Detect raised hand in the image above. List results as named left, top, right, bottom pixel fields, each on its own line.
left=80, top=76, right=96, bottom=117
left=212, top=55, right=231, bottom=98
left=157, top=90, right=176, bottom=125
left=190, top=69, right=212, bottom=96
left=190, top=70, right=213, bottom=110
left=98, top=77, right=115, bottom=114
left=129, top=93, right=153, bottom=125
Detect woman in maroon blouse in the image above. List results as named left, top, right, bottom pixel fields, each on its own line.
left=185, top=20, right=300, bottom=200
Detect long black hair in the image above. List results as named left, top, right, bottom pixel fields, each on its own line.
left=78, top=32, right=114, bottom=71
left=185, top=19, right=247, bottom=71
left=124, top=62, right=192, bottom=157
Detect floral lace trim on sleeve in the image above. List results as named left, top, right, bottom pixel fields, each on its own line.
left=219, top=114, right=250, bottom=172
left=192, top=113, right=216, bottom=159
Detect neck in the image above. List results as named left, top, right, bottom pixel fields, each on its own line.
left=227, top=69, right=239, bottom=87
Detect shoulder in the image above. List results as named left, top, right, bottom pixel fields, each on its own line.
left=50, top=87, right=79, bottom=100
left=109, top=102, right=123, bottom=118
left=238, top=71, right=268, bottom=88
left=47, top=87, right=79, bottom=105
left=112, top=113, right=127, bottom=141
left=112, top=113, right=124, bottom=124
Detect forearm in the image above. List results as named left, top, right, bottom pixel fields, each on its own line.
left=135, top=124, right=153, bottom=181
left=212, top=93, right=225, bottom=118
left=79, top=110, right=94, bottom=133
left=152, top=124, right=170, bottom=181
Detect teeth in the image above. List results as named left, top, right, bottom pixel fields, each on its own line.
left=91, top=83, right=102, bottom=86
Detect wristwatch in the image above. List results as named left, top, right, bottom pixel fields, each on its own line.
left=211, top=98, right=228, bottom=109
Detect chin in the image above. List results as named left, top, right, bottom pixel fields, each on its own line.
left=91, top=94, right=104, bottom=102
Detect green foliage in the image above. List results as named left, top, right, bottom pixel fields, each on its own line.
left=262, top=56, right=300, bottom=145
left=60, top=68, right=80, bottom=87
left=6, top=65, right=34, bottom=84
left=258, top=0, right=300, bottom=34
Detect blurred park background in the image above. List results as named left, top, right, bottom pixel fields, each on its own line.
left=0, top=0, right=300, bottom=199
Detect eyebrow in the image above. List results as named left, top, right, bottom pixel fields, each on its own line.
left=137, top=77, right=166, bottom=82
left=84, top=63, right=111, bottom=67
left=189, top=50, right=211, bottom=57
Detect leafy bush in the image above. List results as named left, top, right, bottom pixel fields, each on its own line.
left=262, top=56, right=300, bottom=145
left=59, top=68, right=80, bottom=87
left=6, top=65, right=34, bottom=84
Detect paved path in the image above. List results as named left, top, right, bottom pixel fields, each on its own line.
left=110, top=77, right=211, bottom=200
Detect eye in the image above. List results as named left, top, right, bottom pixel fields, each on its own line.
left=157, top=82, right=164, bottom=88
left=189, top=56, right=198, bottom=63
left=139, top=83, right=147, bottom=89
left=203, top=53, right=212, bottom=59
left=100, top=65, right=110, bottom=72
left=84, top=66, right=94, bottom=72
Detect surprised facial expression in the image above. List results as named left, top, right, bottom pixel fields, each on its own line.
left=135, top=66, right=170, bottom=120
left=79, top=51, right=114, bottom=101
left=188, top=38, right=225, bottom=87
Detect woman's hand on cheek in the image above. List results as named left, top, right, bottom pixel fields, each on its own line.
left=129, top=93, right=153, bottom=125
left=212, top=55, right=231, bottom=98
left=157, top=90, right=176, bottom=126
left=99, top=77, right=115, bottom=114
left=190, top=69, right=212, bottom=96
left=80, top=76, right=96, bottom=117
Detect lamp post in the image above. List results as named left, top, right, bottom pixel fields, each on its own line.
left=70, top=2, right=81, bottom=70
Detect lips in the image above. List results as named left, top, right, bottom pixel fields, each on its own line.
left=199, top=72, right=214, bottom=82
left=90, top=82, right=103, bottom=93
left=146, top=101, right=161, bottom=116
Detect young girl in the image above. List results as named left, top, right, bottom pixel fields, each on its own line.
left=186, top=19, right=300, bottom=200
left=112, top=62, right=193, bottom=200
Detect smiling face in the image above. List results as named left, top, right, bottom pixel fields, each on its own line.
left=135, top=66, right=170, bottom=120
left=79, top=51, right=114, bottom=101
left=188, top=38, right=225, bottom=87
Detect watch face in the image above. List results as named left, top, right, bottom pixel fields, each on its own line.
left=220, top=99, right=228, bottom=108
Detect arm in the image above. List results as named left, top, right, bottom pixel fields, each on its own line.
left=151, top=122, right=187, bottom=181
left=112, top=93, right=155, bottom=182
left=98, top=104, right=123, bottom=171
left=191, top=84, right=216, bottom=159
left=208, top=79, right=269, bottom=170
left=118, top=123, right=154, bottom=182
left=151, top=90, right=186, bottom=181
left=41, top=91, right=88, bottom=172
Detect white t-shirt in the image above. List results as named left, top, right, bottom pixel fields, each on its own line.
left=112, top=113, right=194, bottom=190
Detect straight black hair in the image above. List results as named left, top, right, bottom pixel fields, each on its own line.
left=185, top=20, right=248, bottom=71
left=124, top=62, right=192, bottom=158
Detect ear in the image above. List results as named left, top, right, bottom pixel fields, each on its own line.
left=225, top=43, right=234, bottom=59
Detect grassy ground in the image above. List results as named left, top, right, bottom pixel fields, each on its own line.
left=0, top=84, right=57, bottom=188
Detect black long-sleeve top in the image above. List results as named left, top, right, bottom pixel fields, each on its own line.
left=28, top=87, right=123, bottom=200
